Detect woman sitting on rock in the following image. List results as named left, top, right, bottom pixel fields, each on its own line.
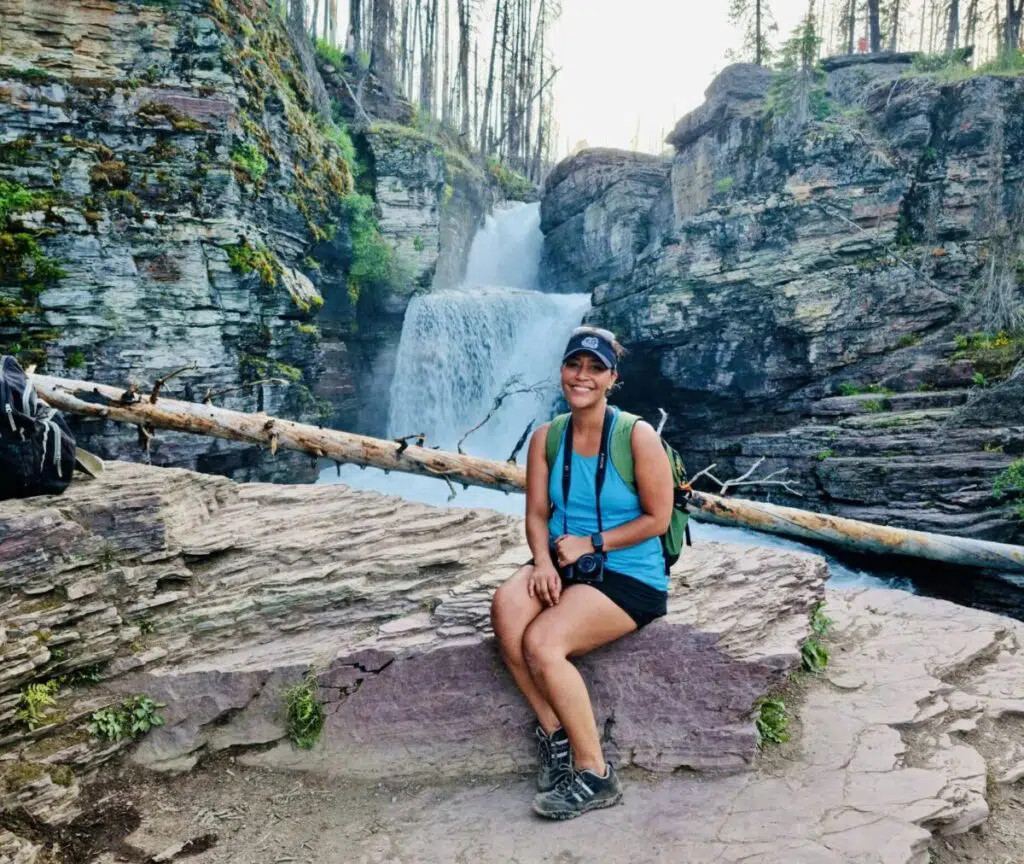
left=490, top=325, right=674, bottom=820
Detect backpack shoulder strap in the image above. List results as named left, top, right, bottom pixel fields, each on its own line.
left=545, top=414, right=570, bottom=469
left=609, top=410, right=641, bottom=491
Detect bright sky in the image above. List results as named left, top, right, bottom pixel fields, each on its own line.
left=548, top=0, right=821, bottom=156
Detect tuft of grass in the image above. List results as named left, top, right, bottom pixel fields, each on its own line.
left=65, top=349, right=85, bottom=369
left=755, top=697, right=789, bottom=746
left=814, top=449, right=834, bottom=462
left=837, top=381, right=891, bottom=397
left=715, top=176, right=735, bottom=194
left=314, top=38, right=346, bottom=68
left=486, top=157, right=533, bottom=201
left=283, top=674, right=325, bottom=750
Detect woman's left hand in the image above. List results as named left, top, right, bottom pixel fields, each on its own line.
left=552, top=534, right=594, bottom=568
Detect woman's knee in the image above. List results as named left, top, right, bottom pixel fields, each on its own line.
left=490, top=572, right=532, bottom=661
left=522, top=621, right=565, bottom=675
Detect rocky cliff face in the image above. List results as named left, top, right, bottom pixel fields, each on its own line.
left=316, top=56, right=505, bottom=433
left=540, top=57, right=1024, bottom=542
left=0, top=0, right=510, bottom=474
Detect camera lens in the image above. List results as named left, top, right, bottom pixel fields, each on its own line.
left=577, top=554, right=597, bottom=574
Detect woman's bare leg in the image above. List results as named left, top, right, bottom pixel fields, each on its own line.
left=521, top=585, right=636, bottom=774
left=490, top=564, right=560, bottom=732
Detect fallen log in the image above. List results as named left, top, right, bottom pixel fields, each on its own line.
left=31, top=372, right=1024, bottom=575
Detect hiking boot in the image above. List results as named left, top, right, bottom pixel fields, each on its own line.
left=531, top=763, right=623, bottom=820
left=536, top=725, right=572, bottom=792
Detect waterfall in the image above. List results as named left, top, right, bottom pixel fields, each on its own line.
left=317, top=202, right=588, bottom=509
left=314, top=202, right=908, bottom=594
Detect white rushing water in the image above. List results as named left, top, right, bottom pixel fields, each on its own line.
left=317, top=202, right=909, bottom=592
left=317, top=202, right=588, bottom=509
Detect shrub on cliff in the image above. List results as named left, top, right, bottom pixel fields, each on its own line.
left=340, top=192, right=396, bottom=304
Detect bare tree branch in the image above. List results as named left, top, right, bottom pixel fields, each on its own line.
left=507, top=419, right=534, bottom=464
left=456, top=374, right=548, bottom=454
left=688, top=456, right=805, bottom=498
left=151, top=363, right=199, bottom=403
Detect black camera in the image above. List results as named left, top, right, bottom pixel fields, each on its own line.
left=550, top=541, right=604, bottom=584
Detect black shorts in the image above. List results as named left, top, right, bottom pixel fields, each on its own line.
left=524, top=560, right=668, bottom=629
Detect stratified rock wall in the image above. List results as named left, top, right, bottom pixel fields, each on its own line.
left=0, top=0, right=352, bottom=481
left=540, top=59, right=1024, bottom=541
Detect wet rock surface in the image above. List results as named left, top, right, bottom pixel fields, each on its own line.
left=540, top=61, right=1024, bottom=543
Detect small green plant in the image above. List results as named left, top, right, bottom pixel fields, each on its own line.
left=983, top=441, right=1005, bottom=453
left=863, top=399, right=885, bottom=413
left=972, top=371, right=988, bottom=388
left=16, top=680, right=60, bottom=730
left=715, top=176, right=735, bottom=194
left=231, top=141, right=268, bottom=183
left=412, top=234, right=425, bottom=252
left=993, top=458, right=1024, bottom=514
left=340, top=193, right=395, bottom=301
left=801, top=637, right=829, bottom=673
left=810, top=602, right=833, bottom=636
left=755, top=697, right=789, bottom=746
left=314, top=38, right=346, bottom=68
left=814, top=449, right=834, bottom=462
left=897, top=333, right=921, bottom=349
left=65, top=349, right=85, bottom=369
left=283, top=675, right=325, bottom=749
left=98, top=543, right=118, bottom=571
left=65, top=663, right=105, bottom=686
left=88, top=695, right=165, bottom=742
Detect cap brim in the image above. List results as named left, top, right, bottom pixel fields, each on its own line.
left=562, top=347, right=615, bottom=369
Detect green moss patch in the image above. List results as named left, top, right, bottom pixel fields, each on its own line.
left=226, top=238, right=281, bottom=288
left=89, top=160, right=131, bottom=191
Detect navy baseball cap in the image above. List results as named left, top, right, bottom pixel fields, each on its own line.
left=561, top=327, right=617, bottom=370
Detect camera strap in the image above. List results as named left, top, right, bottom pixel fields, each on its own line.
left=560, top=407, right=613, bottom=541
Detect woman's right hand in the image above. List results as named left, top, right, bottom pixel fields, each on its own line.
left=528, top=562, right=562, bottom=607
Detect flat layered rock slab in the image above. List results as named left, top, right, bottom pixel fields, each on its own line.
left=127, top=541, right=826, bottom=777
left=110, top=586, right=1024, bottom=864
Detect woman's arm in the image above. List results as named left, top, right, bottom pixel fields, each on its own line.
left=525, top=423, right=562, bottom=604
left=552, top=419, right=672, bottom=566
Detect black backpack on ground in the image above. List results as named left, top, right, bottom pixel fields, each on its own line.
left=1, top=355, right=77, bottom=500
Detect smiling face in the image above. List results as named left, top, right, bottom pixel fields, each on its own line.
left=560, top=352, right=617, bottom=409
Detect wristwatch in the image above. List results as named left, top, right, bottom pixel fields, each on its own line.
left=591, top=532, right=604, bottom=554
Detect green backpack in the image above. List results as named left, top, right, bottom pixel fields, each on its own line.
left=544, top=409, right=692, bottom=572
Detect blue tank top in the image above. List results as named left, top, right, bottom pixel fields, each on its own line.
left=547, top=410, right=668, bottom=592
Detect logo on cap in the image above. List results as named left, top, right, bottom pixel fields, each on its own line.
left=582, top=336, right=599, bottom=349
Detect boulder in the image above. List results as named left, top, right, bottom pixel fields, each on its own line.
left=0, top=460, right=823, bottom=848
